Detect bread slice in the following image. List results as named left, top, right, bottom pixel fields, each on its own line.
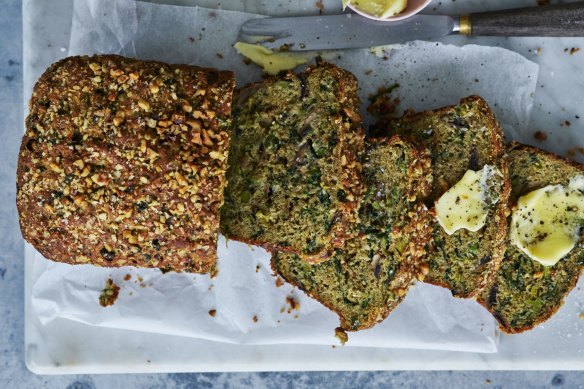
left=386, top=96, right=510, bottom=297
left=17, top=55, right=235, bottom=273
left=273, top=136, right=432, bottom=331
left=221, top=62, right=365, bottom=262
left=478, top=143, right=584, bottom=333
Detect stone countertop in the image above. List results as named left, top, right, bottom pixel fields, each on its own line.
left=2, top=0, right=584, bottom=387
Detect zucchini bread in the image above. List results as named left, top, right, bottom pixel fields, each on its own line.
left=478, top=143, right=584, bottom=333
left=273, top=136, right=432, bottom=331
left=221, top=62, right=365, bottom=262
left=386, top=96, right=510, bottom=297
left=17, top=55, right=235, bottom=273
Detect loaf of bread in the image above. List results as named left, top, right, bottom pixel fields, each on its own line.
left=17, top=55, right=235, bottom=273
left=221, top=61, right=365, bottom=262
left=386, top=96, right=510, bottom=297
left=273, top=136, right=432, bottom=331
left=478, top=143, right=584, bottom=333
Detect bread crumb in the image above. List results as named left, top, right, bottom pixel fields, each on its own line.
left=486, top=379, right=491, bottom=384
left=123, top=274, right=131, bottom=281
left=334, top=327, right=348, bottom=345
left=209, top=309, right=217, bottom=317
left=275, top=277, right=284, bottom=287
left=252, top=315, right=258, bottom=323
left=210, top=268, right=219, bottom=279
left=579, top=313, right=584, bottom=319
left=533, top=130, right=548, bottom=141
left=285, top=296, right=300, bottom=313
left=565, top=47, right=581, bottom=55
left=315, top=0, right=324, bottom=14
left=255, top=264, right=261, bottom=273
left=99, top=278, right=120, bottom=307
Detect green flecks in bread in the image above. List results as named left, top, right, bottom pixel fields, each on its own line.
left=387, top=96, right=510, bottom=297
left=478, top=143, right=584, bottom=333
left=273, top=137, right=432, bottom=331
left=221, top=62, right=365, bottom=261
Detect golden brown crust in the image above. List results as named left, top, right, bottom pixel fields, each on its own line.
left=17, top=55, right=235, bottom=273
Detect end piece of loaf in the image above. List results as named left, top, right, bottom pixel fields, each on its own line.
left=273, top=136, right=432, bottom=331
left=221, top=62, right=365, bottom=262
left=17, top=55, right=235, bottom=273
left=387, top=96, right=510, bottom=297
left=478, top=143, right=584, bottom=333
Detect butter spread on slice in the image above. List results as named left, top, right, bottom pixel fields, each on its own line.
left=435, top=165, right=502, bottom=235
left=510, top=176, right=584, bottom=266
left=233, top=42, right=316, bottom=75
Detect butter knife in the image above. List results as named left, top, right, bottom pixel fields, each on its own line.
left=239, top=2, right=584, bottom=51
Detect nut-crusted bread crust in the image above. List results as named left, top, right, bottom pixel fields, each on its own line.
left=387, top=96, right=510, bottom=297
left=273, top=136, right=432, bottom=331
left=221, top=62, right=365, bottom=262
left=17, top=55, right=235, bottom=273
left=478, top=142, right=584, bottom=333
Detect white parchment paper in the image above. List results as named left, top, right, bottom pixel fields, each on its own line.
left=30, top=0, right=541, bottom=352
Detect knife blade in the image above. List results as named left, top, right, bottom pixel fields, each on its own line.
left=239, top=14, right=457, bottom=51
left=239, top=3, right=584, bottom=52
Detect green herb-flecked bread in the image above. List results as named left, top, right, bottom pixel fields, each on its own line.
left=221, top=62, right=365, bottom=262
left=478, top=142, right=584, bottom=333
left=386, top=96, right=510, bottom=297
left=273, top=136, right=433, bottom=331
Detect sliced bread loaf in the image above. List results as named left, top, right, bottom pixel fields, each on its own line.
left=478, top=143, right=584, bottom=333
left=273, top=136, right=432, bottom=331
left=386, top=96, right=510, bottom=297
left=221, top=62, right=365, bottom=262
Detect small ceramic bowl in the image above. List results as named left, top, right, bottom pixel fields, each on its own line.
left=348, top=0, right=432, bottom=22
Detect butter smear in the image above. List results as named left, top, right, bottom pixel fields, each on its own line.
left=510, top=176, right=584, bottom=266
left=435, top=165, right=502, bottom=235
left=234, top=42, right=315, bottom=75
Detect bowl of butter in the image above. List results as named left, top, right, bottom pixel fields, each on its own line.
left=343, top=0, right=432, bottom=21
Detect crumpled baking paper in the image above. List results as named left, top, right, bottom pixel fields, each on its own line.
left=29, top=0, right=540, bottom=352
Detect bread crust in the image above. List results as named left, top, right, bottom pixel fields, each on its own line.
left=17, top=55, right=235, bottom=273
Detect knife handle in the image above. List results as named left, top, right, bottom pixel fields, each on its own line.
left=460, top=2, right=584, bottom=37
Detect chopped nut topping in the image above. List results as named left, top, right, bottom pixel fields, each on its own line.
left=17, top=55, right=235, bottom=274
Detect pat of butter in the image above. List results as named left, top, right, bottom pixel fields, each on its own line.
left=510, top=176, right=584, bottom=266
left=435, top=166, right=501, bottom=235
left=233, top=42, right=316, bottom=75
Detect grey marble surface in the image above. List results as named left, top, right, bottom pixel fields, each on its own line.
left=3, top=0, right=584, bottom=386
